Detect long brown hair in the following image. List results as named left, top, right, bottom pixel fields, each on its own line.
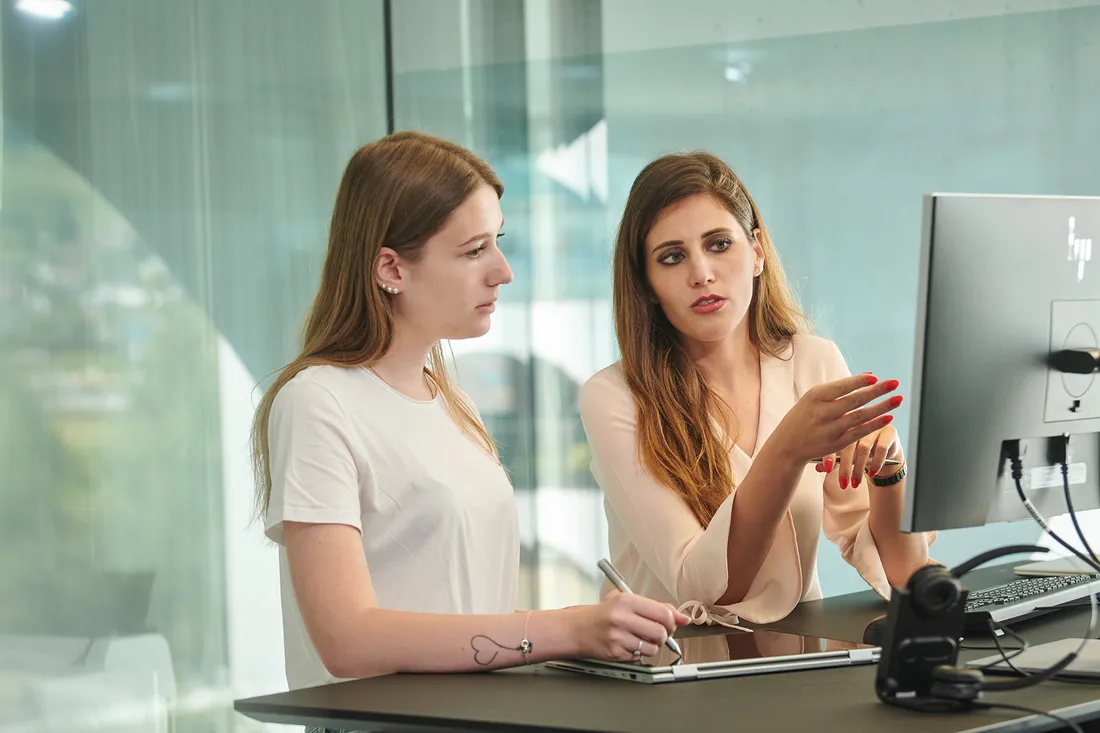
left=612, top=152, right=807, bottom=527
left=250, top=131, right=502, bottom=520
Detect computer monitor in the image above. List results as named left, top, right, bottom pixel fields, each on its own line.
left=903, top=193, right=1100, bottom=533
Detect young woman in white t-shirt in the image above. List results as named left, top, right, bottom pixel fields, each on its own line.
left=250, top=131, right=688, bottom=690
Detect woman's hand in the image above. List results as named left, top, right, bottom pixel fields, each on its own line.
left=822, top=423, right=905, bottom=490
left=566, top=590, right=689, bottom=662
left=768, top=373, right=903, bottom=466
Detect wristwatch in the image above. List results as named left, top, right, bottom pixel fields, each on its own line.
left=871, top=463, right=907, bottom=487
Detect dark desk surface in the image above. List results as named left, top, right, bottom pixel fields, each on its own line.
left=235, top=564, right=1100, bottom=733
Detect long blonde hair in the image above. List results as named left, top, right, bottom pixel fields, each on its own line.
left=251, top=131, right=501, bottom=520
left=613, top=152, right=808, bottom=527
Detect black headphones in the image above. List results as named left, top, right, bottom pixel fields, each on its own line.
left=876, top=544, right=1082, bottom=713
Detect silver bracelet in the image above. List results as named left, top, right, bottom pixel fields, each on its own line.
left=519, top=610, right=534, bottom=664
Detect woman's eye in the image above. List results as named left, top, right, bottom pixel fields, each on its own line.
left=658, top=251, right=685, bottom=265
left=466, top=245, right=486, bottom=259
left=710, top=237, right=732, bottom=252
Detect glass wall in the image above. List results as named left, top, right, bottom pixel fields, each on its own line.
left=391, top=0, right=1100, bottom=603
left=1, top=0, right=386, bottom=730
left=607, top=0, right=1100, bottom=593
left=3, top=1, right=1100, bottom=731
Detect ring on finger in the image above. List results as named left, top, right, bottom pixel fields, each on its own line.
left=633, top=639, right=645, bottom=659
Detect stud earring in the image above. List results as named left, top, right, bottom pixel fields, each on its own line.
left=380, top=284, right=399, bottom=295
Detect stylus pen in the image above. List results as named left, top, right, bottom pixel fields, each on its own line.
left=597, top=558, right=683, bottom=658
left=810, top=457, right=903, bottom=467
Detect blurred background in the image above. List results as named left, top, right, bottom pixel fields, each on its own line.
left=2, top=0, right=1100, bottom=730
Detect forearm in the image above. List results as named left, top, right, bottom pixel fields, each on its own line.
left=324, top=607, right=582, bottom=679
left=868, top=478, right=932, bottom=587
left=717, top=442, right=806, bottom=605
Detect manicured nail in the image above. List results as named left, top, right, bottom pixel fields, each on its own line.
left=815, top=463, right=825, bottom=473
left=888, top=395, right=904, bottom=407
left=824, top=459, right=835, bottom=472
left=881, top=415, right=894, bottom=425
left=840, top=476, right=849, bottom=490
left=852, top=476, right=861, bottom=488
left=865, top=375, right=878, bottom=385
left=884, top=379, right=900, bottom=390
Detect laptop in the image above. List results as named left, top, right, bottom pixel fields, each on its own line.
left=968, top=638, right=1100, bottom=680
left=1014, top=556, right=1098, bottom=577
left=544, top=629, right=880, bottom=684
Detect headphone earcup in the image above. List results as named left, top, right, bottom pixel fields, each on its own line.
left=909, top=565, right=962, bottom=618
left=930, top=666, right=982, bottom=702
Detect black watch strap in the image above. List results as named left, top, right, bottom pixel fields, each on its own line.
left=871, top=463, right=907, bottom=487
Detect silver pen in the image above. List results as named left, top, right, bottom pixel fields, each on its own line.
left=810, top=457, right=902, bottom=467
left=597, top=558, right=683, bottom=658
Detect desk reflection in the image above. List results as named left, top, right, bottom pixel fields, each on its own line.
left=646, top=630, right=863, bottom=667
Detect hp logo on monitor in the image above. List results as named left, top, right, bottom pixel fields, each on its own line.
left=1069, top=216, right=1092, bottom=281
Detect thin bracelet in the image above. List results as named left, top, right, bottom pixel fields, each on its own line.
left=519, top=610, right=534, bottom=664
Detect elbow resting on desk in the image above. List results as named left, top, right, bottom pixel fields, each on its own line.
left=313, top=608, right=395, bottom=680
left=868, top=478, right=934, bottom=589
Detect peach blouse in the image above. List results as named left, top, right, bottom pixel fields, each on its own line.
left=579, top=334, right=934, bottom=625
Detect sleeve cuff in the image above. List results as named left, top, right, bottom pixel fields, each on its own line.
left=682, top=495, right=804, bottom=624
left=265, top=507, right=363, bottom=545
left=681, top=496, right=734, bottom=603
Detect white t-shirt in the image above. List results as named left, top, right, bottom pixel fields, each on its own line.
left=264, top=365, right=520, bottom=690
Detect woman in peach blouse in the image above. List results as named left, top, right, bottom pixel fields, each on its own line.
left=579, top=151, right=935, bottom=627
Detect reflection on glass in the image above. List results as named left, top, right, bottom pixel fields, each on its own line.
left=1, top=124, right=226, bottom=730
left=2, top=1, right=387, bottom=730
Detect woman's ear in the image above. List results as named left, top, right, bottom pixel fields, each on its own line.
left=751, top=228, right=765, bottom=277
left=375, top=247, right=403, bottom=293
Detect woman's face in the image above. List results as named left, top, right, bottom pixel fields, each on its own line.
left=644, top=194, right=763, bottom=347
left=381, top=184, right=514, bottom=342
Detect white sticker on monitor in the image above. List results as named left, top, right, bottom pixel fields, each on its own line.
left=1030, top=463, right=1087, bottom=490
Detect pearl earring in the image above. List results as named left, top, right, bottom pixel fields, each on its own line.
left=380, top=285, right=399, bottom=295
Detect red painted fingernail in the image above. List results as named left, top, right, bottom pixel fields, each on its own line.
left=888, top=395, right=904, bottom=407
left=865, top=375, right=878, bottom=385
left=825, top=459, right=834, bottom=472
left=881, top=415, right=894, bottom=425
left=884, top=379, right=900, bottom=390
left=840, top=476, right=849, bottom=490
left=852, top=476, right=861, bottom=488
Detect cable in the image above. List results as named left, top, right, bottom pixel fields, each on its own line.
left=962, top=621, right=1027, bottom=655
left=983, top=618, right=1100, bottom=687
left=968, top=616, right=1025, bottom=669
left=1055, top=435, right=1100, bottom=566
left=879, top=443, right=1098, bottom=724
left=1048, top=436, right=1100, bottom=684
left=1007, top=443, right=1100, bottom=575
left=972, top=701, right=1084, bottom=733
left=990, top=445, right=1098, bottom=692
left=976, top=621, right=1029, bottom=673
left=1063, top=476, right=1098, bottom=565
